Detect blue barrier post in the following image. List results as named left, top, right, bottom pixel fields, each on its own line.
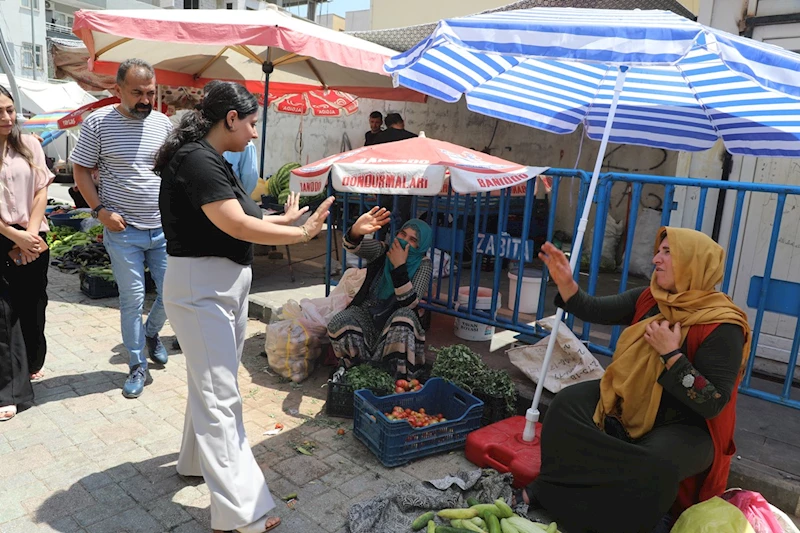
left=742, top=193, right=787, bottom=389
left=721, top=190, right=746, bottom=295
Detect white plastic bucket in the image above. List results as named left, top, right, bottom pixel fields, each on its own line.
left=507, top=269, right=542, bottom=315
left=454, top=287, right=501, bottom=341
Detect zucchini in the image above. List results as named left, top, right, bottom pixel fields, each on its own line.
left=545, top=523, right=557, bottom=533
left=466, top=497, right=480, bottom=507
left=438, top=508, right=479, bottom=520
left=499, top=518, right=520, bottom=533
left=494, top=499, right=514, bottom=519
left=451, top=519, right=463, bottom=528
left=471, top=504, right=501, bottom=516
left=485, top=514, right=501, bottom=533
left=412, top=512, right=436, bottom=531
left=435, top=527, right=479, bottom=533
left=428, top=520, right=436, bottom=533
left=505, top=516, right=549, bottom=533
left=458, top=519, right=485, bottom=533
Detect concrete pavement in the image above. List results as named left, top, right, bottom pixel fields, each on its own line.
left=0, top=268, right=477, bottom=533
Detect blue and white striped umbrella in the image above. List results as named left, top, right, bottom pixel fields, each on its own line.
left=385, top=8, right=800, bottom=157
left=385, top=7, right=800, bottom=439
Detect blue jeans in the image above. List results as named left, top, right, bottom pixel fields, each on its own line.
left=103, top=226, right=168, bottom=369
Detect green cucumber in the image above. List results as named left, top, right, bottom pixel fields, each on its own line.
left=412, top=511, right=435, bottom=531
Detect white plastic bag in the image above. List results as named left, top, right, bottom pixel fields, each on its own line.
left=265, top=291, right=352, bottom=383
left=628, top=207, right=663, bottom=278
left=507, top=315, right=605, bottom=393
left=331, top=267, right=366, bottom=299
left=582, top=214, right=623, bottom=272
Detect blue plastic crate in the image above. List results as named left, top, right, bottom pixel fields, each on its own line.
left=353, top=378, right=483, bottom=467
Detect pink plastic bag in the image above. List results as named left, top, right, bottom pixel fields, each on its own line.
left=721, top=489, right=783, bottom=533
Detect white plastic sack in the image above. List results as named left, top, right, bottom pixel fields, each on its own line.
left=331, top=267, right=367, bottom=299
left=628, top=207, right=663, bottom=278
left=507, top=315, right=605, bottom=393
left=582, top=214, right=624, bottom=272
left=265, top=291, right=352, bottom=383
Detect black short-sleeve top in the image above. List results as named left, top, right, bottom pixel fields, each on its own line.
left=159, top=140, right=263, bottom=265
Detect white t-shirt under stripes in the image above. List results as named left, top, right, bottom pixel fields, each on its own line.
left=70, top=106, right=173, bottom=230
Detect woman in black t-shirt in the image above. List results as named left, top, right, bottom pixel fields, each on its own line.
left=154, top=81, right=333, bottom=533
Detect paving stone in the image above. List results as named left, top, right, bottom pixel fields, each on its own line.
left=22, top=483, right=95, bottom=522
left=145, top=497, right=193, bottom=529
left=72, top=483, right=138, bottom=527
left=118, top=473, right=188, bottom=504
left=319, top=453, right=367, bottom=486
left=170, top=520, right=208, bottom=533
left=337, top=470, right=391, bottom=498
left=84, top=506, right=163, bottom=533
left=299, top=489, right=351, bottom=533
left=271, top=455, right=332, bottom=486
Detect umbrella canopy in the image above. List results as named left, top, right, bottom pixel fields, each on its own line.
left=291, top=135, right=549, bottom=196
left=385, top=8, right=800, bottom=157
left=384, top=7, right=800, bottom=440
left=57, top=96, right=120, bottom=129
left=71, top=6, right=425, bottom=103
left=21, top=110, right=72, bottom=132
left=272, top=90, right=359, bottom=117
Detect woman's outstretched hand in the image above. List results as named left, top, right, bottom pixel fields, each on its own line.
left=283, top=192, right=309, bottom=224
left=301, top=196, right=335, bottom=239
left=350, top=206, right=391, bottom=237
left=538, top=241, right=579, bottom=303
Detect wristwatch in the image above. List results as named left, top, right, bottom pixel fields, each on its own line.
left=91, top=204, right=105, bottom=219
left=659, top=349, right=682, bottom=365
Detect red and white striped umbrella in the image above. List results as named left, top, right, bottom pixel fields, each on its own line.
left=290, top=135, right=550, bottom=197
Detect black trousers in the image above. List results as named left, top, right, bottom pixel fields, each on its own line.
left=0, top=237, right=49, bottom=374
left=0, top=281, right=31, bottom=406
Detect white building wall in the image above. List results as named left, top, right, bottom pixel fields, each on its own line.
left=255, top=96, right=678, bottom=237
left=0, top=0, right=48, bottom=80
left=345, top=9, right=370, bottom=31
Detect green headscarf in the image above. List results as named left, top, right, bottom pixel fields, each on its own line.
left=375, top=218, right=433, bottom=300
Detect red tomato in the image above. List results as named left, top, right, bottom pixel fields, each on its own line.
left=410, top=379, right=420, bottom=388
left=396, top=379, right=409, bottom=390
left=418, top=408, right=426, bottom=415
left=395, top=386, right=406, bottom=393
left=414, top=385, right=422, bottom=391
left=274, top=423, right=284, bottom=429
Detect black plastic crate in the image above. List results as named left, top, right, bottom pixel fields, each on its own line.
left=326, top=379, right=358, bottom=419
left=473, top=390, right=519, bottom=426
left=80, top=272, right=119, bottom=299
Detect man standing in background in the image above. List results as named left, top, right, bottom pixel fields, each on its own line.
left=70, top=59, right=173, bottom=399
left=375, top=112, right=417, bottom=144
left=364, top=111, right=383, bottom=146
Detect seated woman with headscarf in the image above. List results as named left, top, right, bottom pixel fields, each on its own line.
left=518, top=227, right=750, bottom=533
left=327, top=207, right=432, bottom=376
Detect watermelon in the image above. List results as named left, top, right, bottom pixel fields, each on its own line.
left=269, top=162, right=301, bottom=199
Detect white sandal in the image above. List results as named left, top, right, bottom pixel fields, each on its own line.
left=0, top=405, right=16, bottom=422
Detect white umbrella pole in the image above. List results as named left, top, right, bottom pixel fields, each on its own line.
left=522, top=66, right=629, bottom=442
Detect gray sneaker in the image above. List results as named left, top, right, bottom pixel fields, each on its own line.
left=146, top=334, right=168, bottom=365
left=122, top=365, right=147, bottom=398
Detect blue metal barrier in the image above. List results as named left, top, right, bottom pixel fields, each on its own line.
left=325, top=168, right=800, bottom=410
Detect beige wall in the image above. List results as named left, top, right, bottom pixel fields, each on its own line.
left=370, top=0, right=511, bottom=30
left=677, top=0, right=700, bottom=14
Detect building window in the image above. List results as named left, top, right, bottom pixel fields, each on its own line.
left=21, top=0, right=40, bottom=9
left=22, top=43, right=43, bottom=69
left=183, top=0, right=199, bottom=8
left=226, top=2, right=233, bottom=8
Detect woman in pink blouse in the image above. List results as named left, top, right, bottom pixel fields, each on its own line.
left=0, top=85, right=54, bottom=421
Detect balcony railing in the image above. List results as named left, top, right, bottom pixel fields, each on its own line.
left=46, top=22, right=73, bottom=35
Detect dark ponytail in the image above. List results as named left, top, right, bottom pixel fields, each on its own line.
left=153, top=80, right=258, bottom=174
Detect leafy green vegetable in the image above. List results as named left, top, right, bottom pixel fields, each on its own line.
left=345, top=365, right=394, bottom=395
left=431, top=344, right=516, bottom=416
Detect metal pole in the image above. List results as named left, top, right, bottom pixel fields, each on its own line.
left=307, top=0, right=317, bottom=21
left=29, top=0, right=37, bottom=80
left=522, top=65, right=629, bottom=443
left=259, top=59, right=274, bottom=179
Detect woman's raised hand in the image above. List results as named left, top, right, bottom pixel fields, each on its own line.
left=301, top=196, right=335, bottom=239
left=351, top=206, right=391, bottom=237
left=283, top=192, right=309, bottom=224
left=538, top=241, right=579, bottom=302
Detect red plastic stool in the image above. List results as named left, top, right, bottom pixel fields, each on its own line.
left=465, top=415, right=542, bottom=488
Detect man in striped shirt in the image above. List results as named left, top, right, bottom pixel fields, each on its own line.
left=71, top=59, right=173, bottom=399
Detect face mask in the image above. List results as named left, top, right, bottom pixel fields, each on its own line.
left=396, top=238, right=409, bottom=250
